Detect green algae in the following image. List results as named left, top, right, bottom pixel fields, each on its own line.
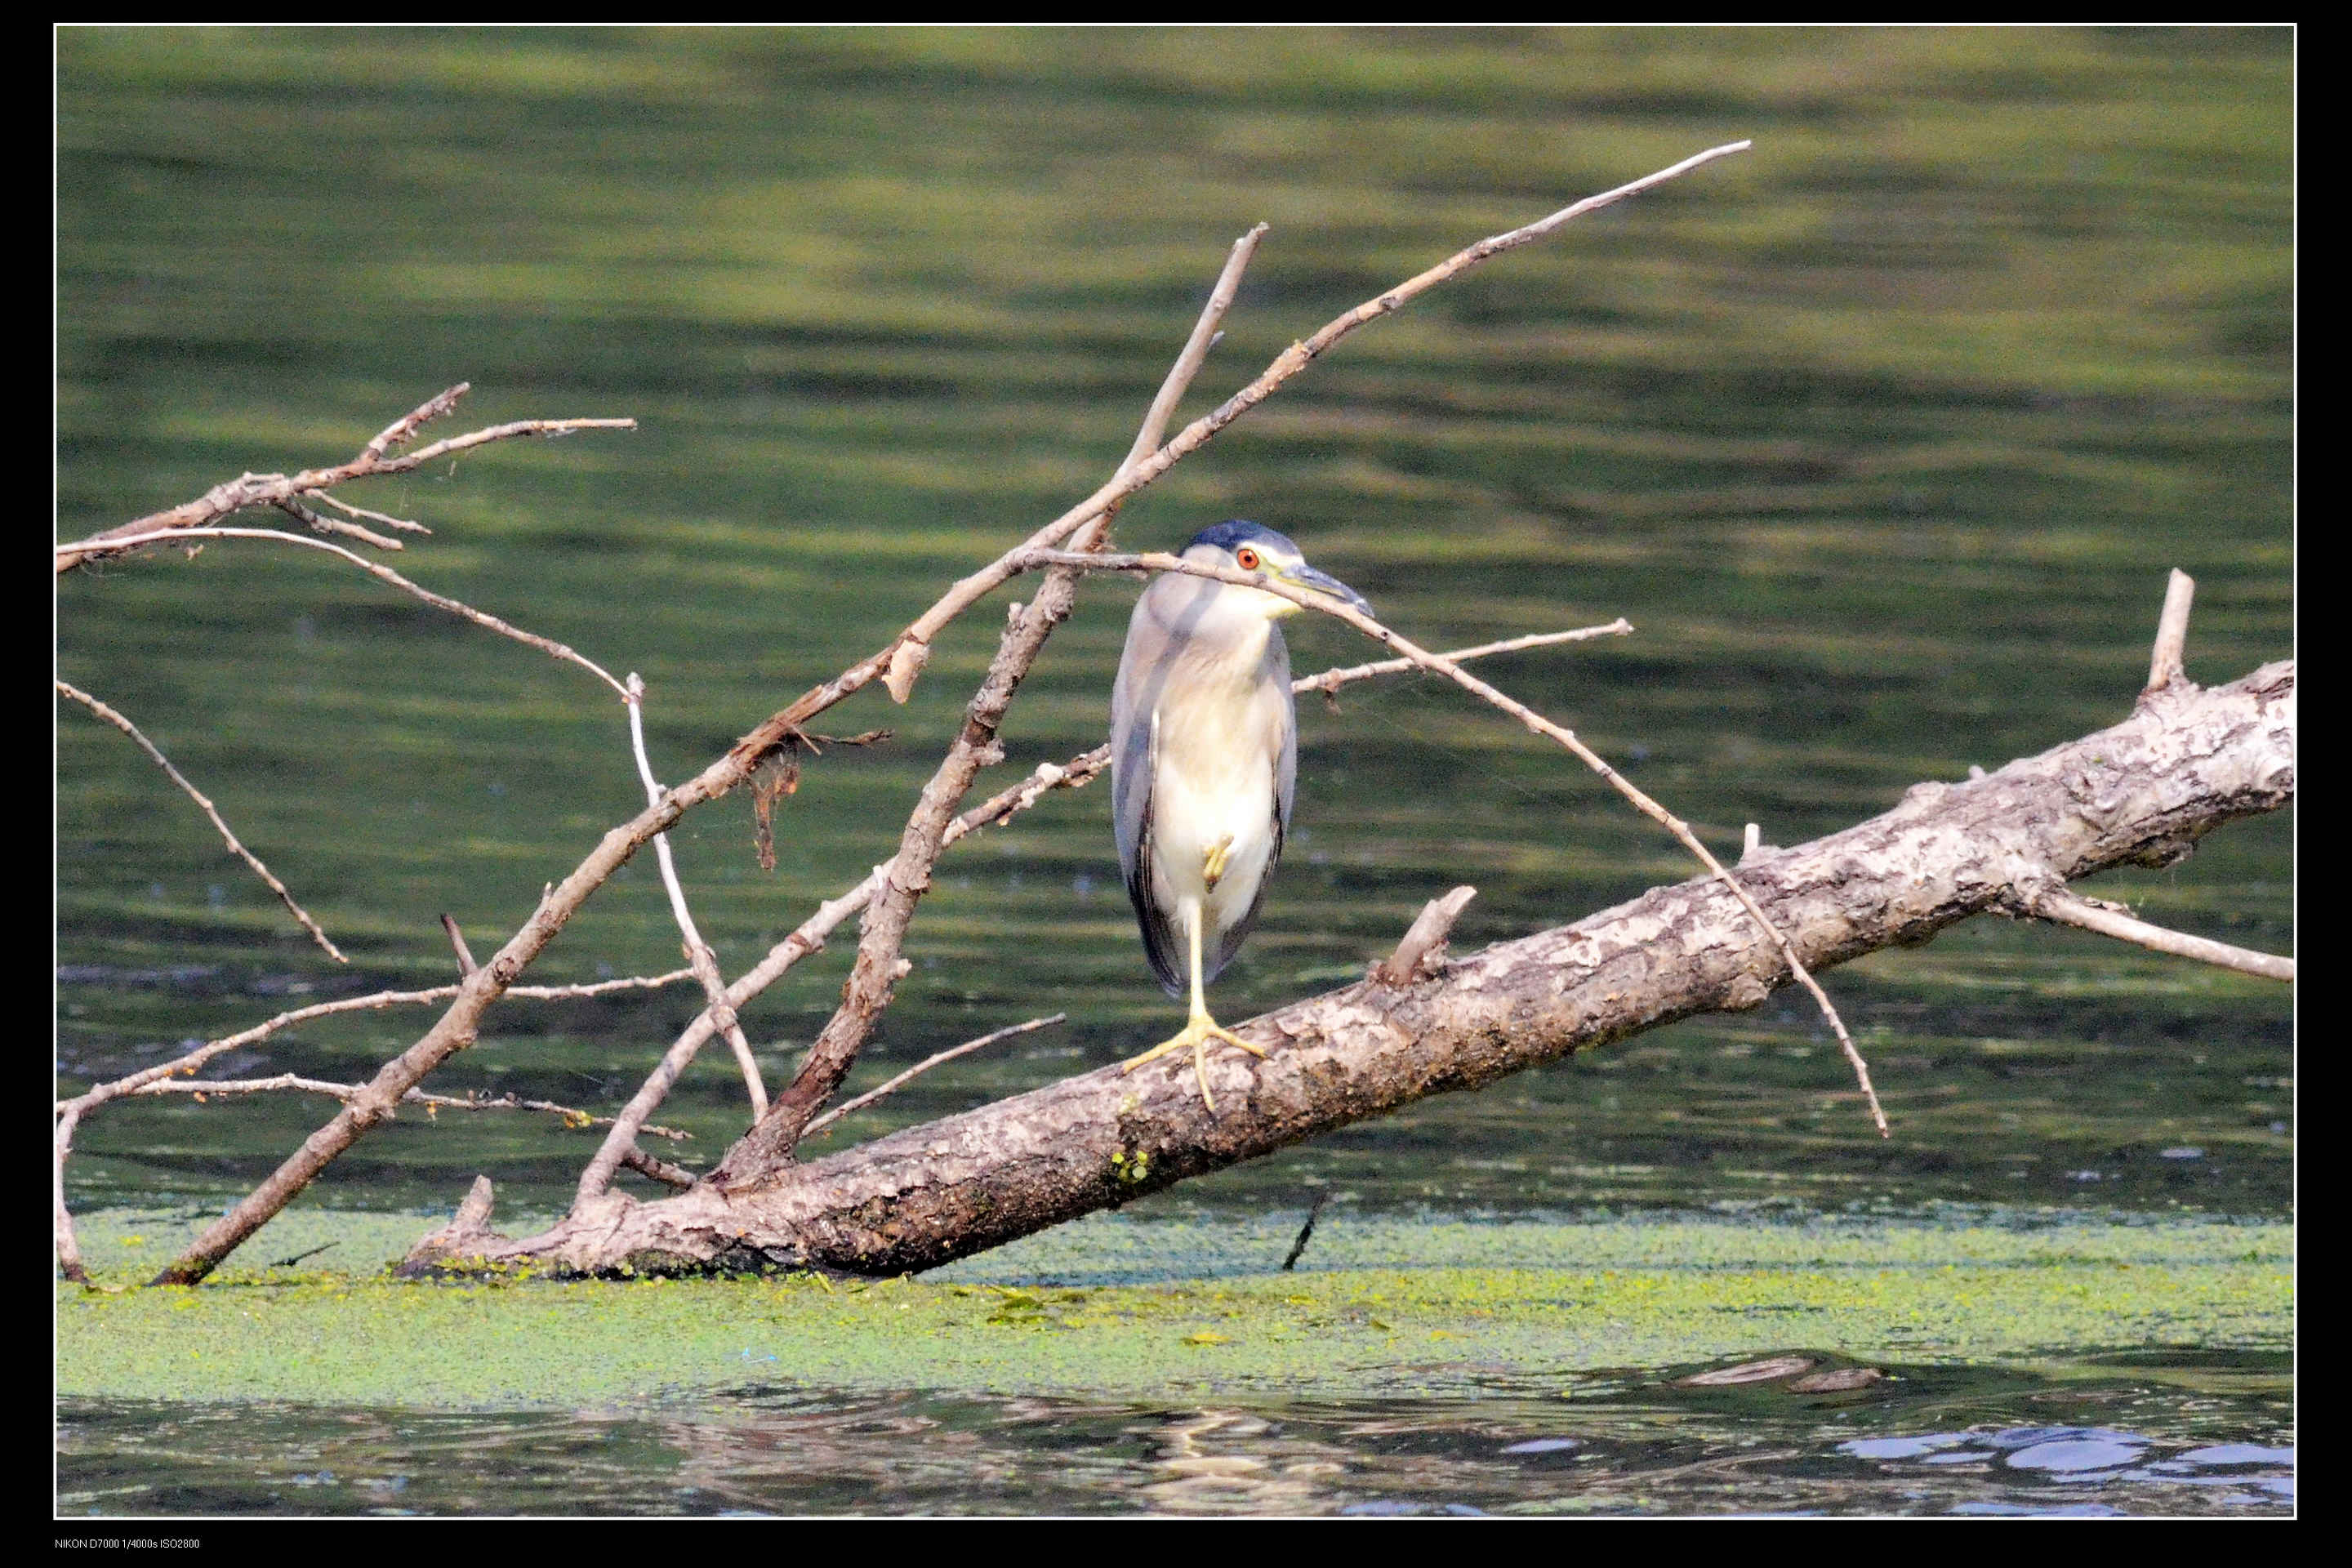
left=59, top=1209, right=2290, bottom=1410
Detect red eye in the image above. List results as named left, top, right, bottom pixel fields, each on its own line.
left=1236, top=546, right=1261, bottom=570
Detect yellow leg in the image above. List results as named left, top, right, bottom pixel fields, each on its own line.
left=1121, top=893, right=1265, bottom=1111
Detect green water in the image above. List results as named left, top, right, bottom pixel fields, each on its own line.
left=59, top=1209, right=2293, bottom=1406
left=59, top=1207, right=2292, bottom=1516
left=56, top=27, right=2291, bottom=1516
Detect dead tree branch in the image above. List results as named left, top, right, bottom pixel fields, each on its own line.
left=400, top=657, right=2292, bottom=1281
left=56, top=968, right=696, bottom=1121
left=1296, top=621, right=1633, bottom=707
left=2145, top=568, right=2197, bottom=694
left=2029, top=888, right=2293, bottom=981
left=107, top=1073, right=693, bottom=1141
left=52, top=1106, right=90, bottom=1285
left=57, top=526, right=628, bottom=699
left=622, top=1147, right=701, bottom=1190
left=52, top=968, right=695, bottom=1279
left=56, top=680, right=345, bottom=962
left=1376, top=887, right=1479, bottom=987
left=130, top=145, right=1752, bottom=1285
left=800, top=1014, right=1067, bottom=1143
left=55, top=383, right=633, bottom=573
left=309, top=490, right=429, bottom=536
left=440, top=916, right=479, bottom=978
left=626, top=673, right=768, bottom=1122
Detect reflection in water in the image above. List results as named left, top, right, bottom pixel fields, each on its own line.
left=60, top=1352, right=2291, bottom=1517
left=1839, top=1428, right=2295, bottom=1512
left=1134, top=1410, right=1352, bottom=1515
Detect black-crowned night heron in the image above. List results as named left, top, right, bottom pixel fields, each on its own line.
left=1112, top=519, right=1370, bottom=1108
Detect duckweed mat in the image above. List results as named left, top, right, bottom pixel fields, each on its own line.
left=59, top=1207, right=2289, bottom=1410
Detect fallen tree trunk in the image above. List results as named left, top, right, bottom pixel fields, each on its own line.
left=403, top=659, right=2292, bottom=1280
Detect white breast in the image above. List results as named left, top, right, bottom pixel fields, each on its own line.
left=1148, top=702, right=1281, bottom=945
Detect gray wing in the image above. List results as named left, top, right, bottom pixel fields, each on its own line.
left=1113, top=663, right=1186, bottom=997
left=1273, top=625, right=1297, bottom=841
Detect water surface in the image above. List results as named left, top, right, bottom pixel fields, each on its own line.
left=56, top=27, right=2292, bottom=1517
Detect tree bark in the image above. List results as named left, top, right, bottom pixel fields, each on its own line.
left=400, top=660, right=2293, bottom=1281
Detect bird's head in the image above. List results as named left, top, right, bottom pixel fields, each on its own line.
left=1179, top=519, right=1370, bottom=621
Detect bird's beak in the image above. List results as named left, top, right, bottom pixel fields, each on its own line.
left=1277, top=563, right=1372, bottom=617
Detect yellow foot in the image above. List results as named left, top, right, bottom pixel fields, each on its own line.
left=1120, top=1012, right=1267, bottom=1111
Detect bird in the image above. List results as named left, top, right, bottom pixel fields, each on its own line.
left=1111, top=519, right=1370, bottom=1110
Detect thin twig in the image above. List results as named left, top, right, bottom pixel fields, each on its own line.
left=883, top=224, right=1267, bottom=705
left=278, top=497, right=403, bottom=551
left=1281, top=1191, right=1330, bottom=1272
left=56, top=381, right=633, bottom=572
left=55, top=1106, right=88, bottom=1285
left=621, top=1147, right=700, bottom=1189
left=1026, top=546, right=1889, bottom=1137
left=2145, top=568, right=2197, bottom=693
left=363, top=382, right=469, bottom=460
left=440, top=915, right=479, bottom=978
left=2031, top=889, right=2292, bottom=982
left=573, top=859, right=921, bottom=1200
left=306, top=489, right=429, bottom=534
left=394, top=416, right=635, bottom=471
left=506, top=969, right=697, bottom=998
left=1295, top=621, right=1632, bottom=697
left=1125, top=225, right=1268, bottom=470
left=54, top=968, right=695, bottom=1119
left=626, top=674, right=768, bottom=1122
left=117, top=1073, right=694, bottom=1139
left=57, top=527, right=629, bottom=698
left=57, top=680, right=345, bottom=963
left=439, top=1093, right=691, bottom=1140
left=800, top=1013, right=1067, bottom=1141
left=269, top=1242, right=341, bottom=1268
left=126, top=1074, right=364, bottom=1101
